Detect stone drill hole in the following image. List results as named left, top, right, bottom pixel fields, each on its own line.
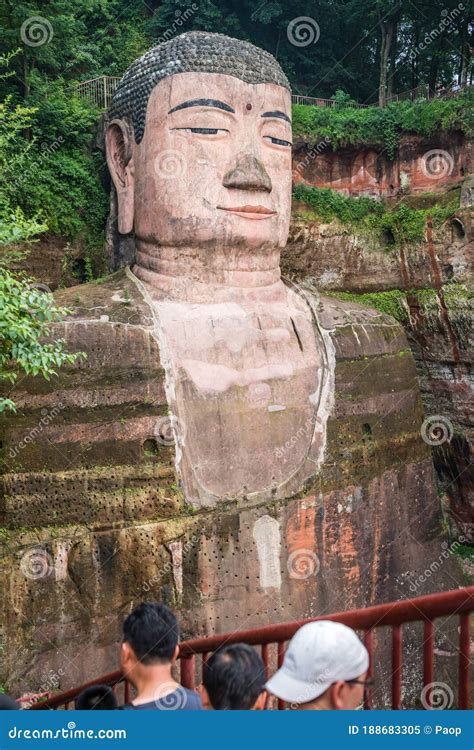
left=362, top=423, right=373, bottom=441
left=451, top=218, right=465, bottom=240
left=143, top=438, right=159, bottom=456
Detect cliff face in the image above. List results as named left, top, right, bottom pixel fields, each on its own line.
left=0, top=269, right=459, bottom=702
left=293, top=132, right=472, bottom=198
left=282, top=202, right=473, bottom=539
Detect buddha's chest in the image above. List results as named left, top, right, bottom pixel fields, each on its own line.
left=154, top=294, right=329, bottom=503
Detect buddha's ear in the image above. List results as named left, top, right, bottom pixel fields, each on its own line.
left=106, top=119, right=135, bottom=234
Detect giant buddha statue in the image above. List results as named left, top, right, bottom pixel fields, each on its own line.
left=0, top=32, right=459, bottom=695
left=105, top=32, right=334, bottom=505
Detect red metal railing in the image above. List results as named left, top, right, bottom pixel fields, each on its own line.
left=29, top=587, right=473, bottom=710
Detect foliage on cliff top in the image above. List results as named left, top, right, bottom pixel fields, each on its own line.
left=292, top=94, right=473, bottom=158
left=292, top=184, right=458, bottom=245
left=327, top=283, right=472, bottom=327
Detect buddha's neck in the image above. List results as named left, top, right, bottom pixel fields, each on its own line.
left=133, top=240, right=284, bottom=302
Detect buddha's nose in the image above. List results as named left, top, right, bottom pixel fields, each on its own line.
left=223, top=153, right=272, bottom=193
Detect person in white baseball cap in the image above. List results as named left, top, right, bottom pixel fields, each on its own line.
left=266, top=620, right=371, bottom=710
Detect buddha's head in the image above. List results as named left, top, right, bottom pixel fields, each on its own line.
left=106, top=32, right=292, bottom=255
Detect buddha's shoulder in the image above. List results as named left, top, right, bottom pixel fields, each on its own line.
left=54, top=267, right=154, bottom=328
left=296, top=286, right=409, bottom=358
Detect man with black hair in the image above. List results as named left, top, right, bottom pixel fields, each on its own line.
left=120, top=602, right=202, bottom=710
left=202, top=643, right=267, bottom=710
left=75, top=685, right=117, bottom=710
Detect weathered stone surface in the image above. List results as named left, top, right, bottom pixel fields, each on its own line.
left=293, top=132, right=472, bottom=198
left=0, top=271, right=461, bottom=699
left=283, top=205, right=473, bottom=540
left=283, top=207, right=472, bottom=293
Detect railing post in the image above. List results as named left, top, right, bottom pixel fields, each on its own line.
left=458, top=614, right=470, bottom=709
left=363, top=629, right=374, bottom=710
left=423, top=619, right=434, bottom=708
left=277, top=642, right=285, bottom=710
left=391, top=624, right=402, bottom=709
left=103, top=76, right=107, bottom=109
left=180, top=655, right=196, bottom=690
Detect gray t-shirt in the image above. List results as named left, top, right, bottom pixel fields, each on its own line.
left=122, top=686, right=203, bottom=711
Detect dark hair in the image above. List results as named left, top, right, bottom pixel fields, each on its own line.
left=203, top=643, right=265, bottom=710
left=122, top=602, right=179, bottom=665
left=109, top=31, right=290, bottom=143
left=75, top=685, right=118, bottom=710
left=0, top=694, right=19, bottom=710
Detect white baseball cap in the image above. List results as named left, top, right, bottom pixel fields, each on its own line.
left=266, top=620, right=369, bottom=704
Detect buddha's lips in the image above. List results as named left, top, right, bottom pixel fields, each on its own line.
left=217, top=205, right=276, bottom=219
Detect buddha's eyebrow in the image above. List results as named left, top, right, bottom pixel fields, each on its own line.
left=261, top=110, right=291, bottom=124
left=168, top=99, right=235, bottom=114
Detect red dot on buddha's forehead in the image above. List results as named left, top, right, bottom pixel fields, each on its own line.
left=246, top=102, right=252, bottom=111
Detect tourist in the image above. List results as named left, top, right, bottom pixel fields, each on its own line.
left=120, top=602, right=202, bottom=710
left=202, top=643, right=267, bottom=710
left=75, top=685, right=118, bottom=710
left=266, top=620, right=370, bottom=710
left=0, top=694, right=19, bottom=710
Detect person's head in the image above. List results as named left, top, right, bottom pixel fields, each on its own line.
left=266, top=621, right=370, bottom=710
left=75, top=685, right=118, bottom=710
left=106, top=32, right=292, bottom=257
left=202, top=643, right=267, bottom=710
left=121, top=602, right=180, bottom=683
left=0, top=694, right=19, bottom=710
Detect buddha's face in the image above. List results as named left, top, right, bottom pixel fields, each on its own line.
left=107, top=72, right=292, bottom=251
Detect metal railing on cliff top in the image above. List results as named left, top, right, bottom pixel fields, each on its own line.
left=28, top=586, right=473, bottom=711
left=75, top=76, right=471, bottom=112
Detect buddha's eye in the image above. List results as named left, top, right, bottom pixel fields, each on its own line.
left=264, top=135, right=292, bottom=147
left=172, top=127, right=229, bottom=135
